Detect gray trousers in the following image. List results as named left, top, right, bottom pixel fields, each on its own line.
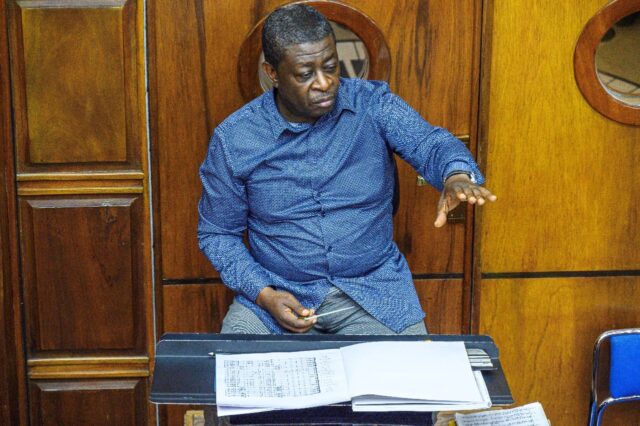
left=221, top=286, right=428, bottom=335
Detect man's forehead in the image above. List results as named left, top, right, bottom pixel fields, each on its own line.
left=283, top=37, right=337, bottom=64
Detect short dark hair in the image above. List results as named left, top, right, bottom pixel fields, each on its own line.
left=262, top=4, right=335, bottom=68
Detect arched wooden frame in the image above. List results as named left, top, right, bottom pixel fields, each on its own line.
left=574, top=0, right=640, bottom=126
left=237, top=0, right=391, bottom=102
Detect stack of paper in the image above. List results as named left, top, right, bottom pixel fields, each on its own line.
left=215, top=341, right=491, bottom=416
left=455, top=402, right=550, bottom=425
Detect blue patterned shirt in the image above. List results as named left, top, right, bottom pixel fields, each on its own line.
left=198, top=78, right=484, bottom=333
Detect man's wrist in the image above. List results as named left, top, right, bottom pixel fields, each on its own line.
left=444, top=170, right=474, bottom=184
left=256, top=286, right=275, bottom=307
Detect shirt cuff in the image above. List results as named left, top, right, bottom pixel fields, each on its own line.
left=443, top=163, right=478, bottom=184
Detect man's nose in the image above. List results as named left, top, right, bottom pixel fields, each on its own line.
left=312, top=71, right=332, bottom=92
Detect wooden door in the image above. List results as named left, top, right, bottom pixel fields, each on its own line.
left=147, top=1, right=482, bottom=423
left=4, top=0, right=153, bottom=424
left=476, top=0, right=640, bottom=424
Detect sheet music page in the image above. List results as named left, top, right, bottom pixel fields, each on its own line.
left=339, top=341, right=483, bottom=403
left=215, top=348, right=350, bottom=410
left=455, top=402, right=550, bottom=425
left=352, top=370, right=492, bottom=412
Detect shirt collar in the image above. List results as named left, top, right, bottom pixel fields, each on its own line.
left=262, top=78, right=357, bottom=138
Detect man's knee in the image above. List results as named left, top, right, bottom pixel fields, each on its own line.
left=220, top=300, right=271, bottom=334
left=400, top=320, right=428, bottom=335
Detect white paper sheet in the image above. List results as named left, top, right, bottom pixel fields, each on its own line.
left=215, top=349, right=350, bottom=410
left=215, top=341, right=489, bottom=416
left=352, top=370, right=491, bottom=412
left=216, top=406, right=275, bottom=417
left=455, top=402, right=550, bottom=426
left=340, top=341, right=483, bottom=403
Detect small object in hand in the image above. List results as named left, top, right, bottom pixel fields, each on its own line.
left=303, top=306, right=356, bottom=321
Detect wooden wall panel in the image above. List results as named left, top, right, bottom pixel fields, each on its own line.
left=348, top=0, right=477, bottom=133
left=477, top=1, right=640, bottom=423
left=149, top=0, right=480, bottom=280
left=0, top=0, right=22, bottom=423
left=479, top=0, right=640, bottom=273
left=10, top=0, right=143, bottom=173
left=29, top=379, right=147, bottom=426
left=394, top=185, right=466, bottom=274
left=22, top=6, right=126, bottom=164
left=19, top=196, right=146, bottom=353
left=480, top=277, right=640, bottom=425
left=415, top=279, right=464, bottom=334
left=5, top=0, right=153, bottom=424
left=162, top=284, right=234, bottom=333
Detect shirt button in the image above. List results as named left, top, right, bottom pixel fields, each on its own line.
left=320, top=211, right=326, bottom=217
left=327, top=246, right=333, bottom=252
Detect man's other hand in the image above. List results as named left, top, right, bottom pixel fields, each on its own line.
left=434, top=173, right=497, bottom=228
left=256, top=287, right=316, bottom=333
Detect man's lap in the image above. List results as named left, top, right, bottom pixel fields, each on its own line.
left=220, top=287, right=427, bottom=335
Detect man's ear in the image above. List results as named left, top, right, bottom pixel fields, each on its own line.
left=262, top=62, right=278, bottom=88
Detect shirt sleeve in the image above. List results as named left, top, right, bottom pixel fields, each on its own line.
left=373, top=84, right=485, bottom=192
left=197, top=131, right=272, bottom=302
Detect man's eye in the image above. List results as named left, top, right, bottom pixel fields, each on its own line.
left=325, top=64, right=337, bottom=72
left=298, top=72, right=313, bottom=80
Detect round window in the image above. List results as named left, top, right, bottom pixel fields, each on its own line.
left=595, top=12, right=640, bottom=107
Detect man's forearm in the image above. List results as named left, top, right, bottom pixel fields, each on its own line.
left=198, top=232, right=271, bottom=302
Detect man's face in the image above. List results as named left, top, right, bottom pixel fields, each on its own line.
left=263, top=36, right=340, bottom=123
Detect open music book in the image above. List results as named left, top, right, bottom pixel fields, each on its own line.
left=215, top=341, right=491, bottom=416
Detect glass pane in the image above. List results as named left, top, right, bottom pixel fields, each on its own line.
left=258, top=21, right=370, bottom=92
left=595, top=11, right=640, bottom=106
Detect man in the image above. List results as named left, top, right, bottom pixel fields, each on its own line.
left=198, top=4, right=496, bottom=335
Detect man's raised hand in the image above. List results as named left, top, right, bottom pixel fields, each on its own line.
left=434, top=173, right=497, bottom=228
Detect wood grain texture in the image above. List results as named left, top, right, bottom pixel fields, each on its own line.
left=415, top=279, right=464, bottom=334
left=161, top=284, right=234, bottom=334
left=480, top=277, right=640, bottom=425
left=148, top=0, right=479, bottom=279
left=9, top=0, right=144, bottom=173
left=0, top=0, right=22, bottom=423
left=160, top=405, right=206, bottom=426
left=22, top=6, right=126, bottom=163
left=4, top=0, right=153, bottom=424
left=17, top=179, right=144, bottom=196
left=20, top=196, right=146, bottom=353
left=29, top=379, right=147, bottom=426
left=27, top=356, right=149, bottom=379
left=479, top=0, right=640, bottom=273
left=394, top=171, right=466, bottom=274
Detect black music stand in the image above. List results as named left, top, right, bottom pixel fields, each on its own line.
left=150, top=333, right=513, bottom=425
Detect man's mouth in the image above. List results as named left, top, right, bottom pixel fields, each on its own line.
left=312, top=97, right=335, bottom=108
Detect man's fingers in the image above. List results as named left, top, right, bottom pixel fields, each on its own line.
left=278, top=295, right=317, bottom=330
left=261, top=289, right=316, bottom=333
left=283, top=297, right=311, bottom=318
left=279, top=309, right=316, bottom=332
left=434, top=196, right=450, bottom=227
left=462, top=187, right=477, bottom=204
left=452, top=184, right=498, bottom=207
left=453, top=185, right=466, bottom=201
left=436, top=181, right=499, bottom=227
left=477, top=186, right=497, bottom=201
left=434, top=210, right=448, bottom=228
